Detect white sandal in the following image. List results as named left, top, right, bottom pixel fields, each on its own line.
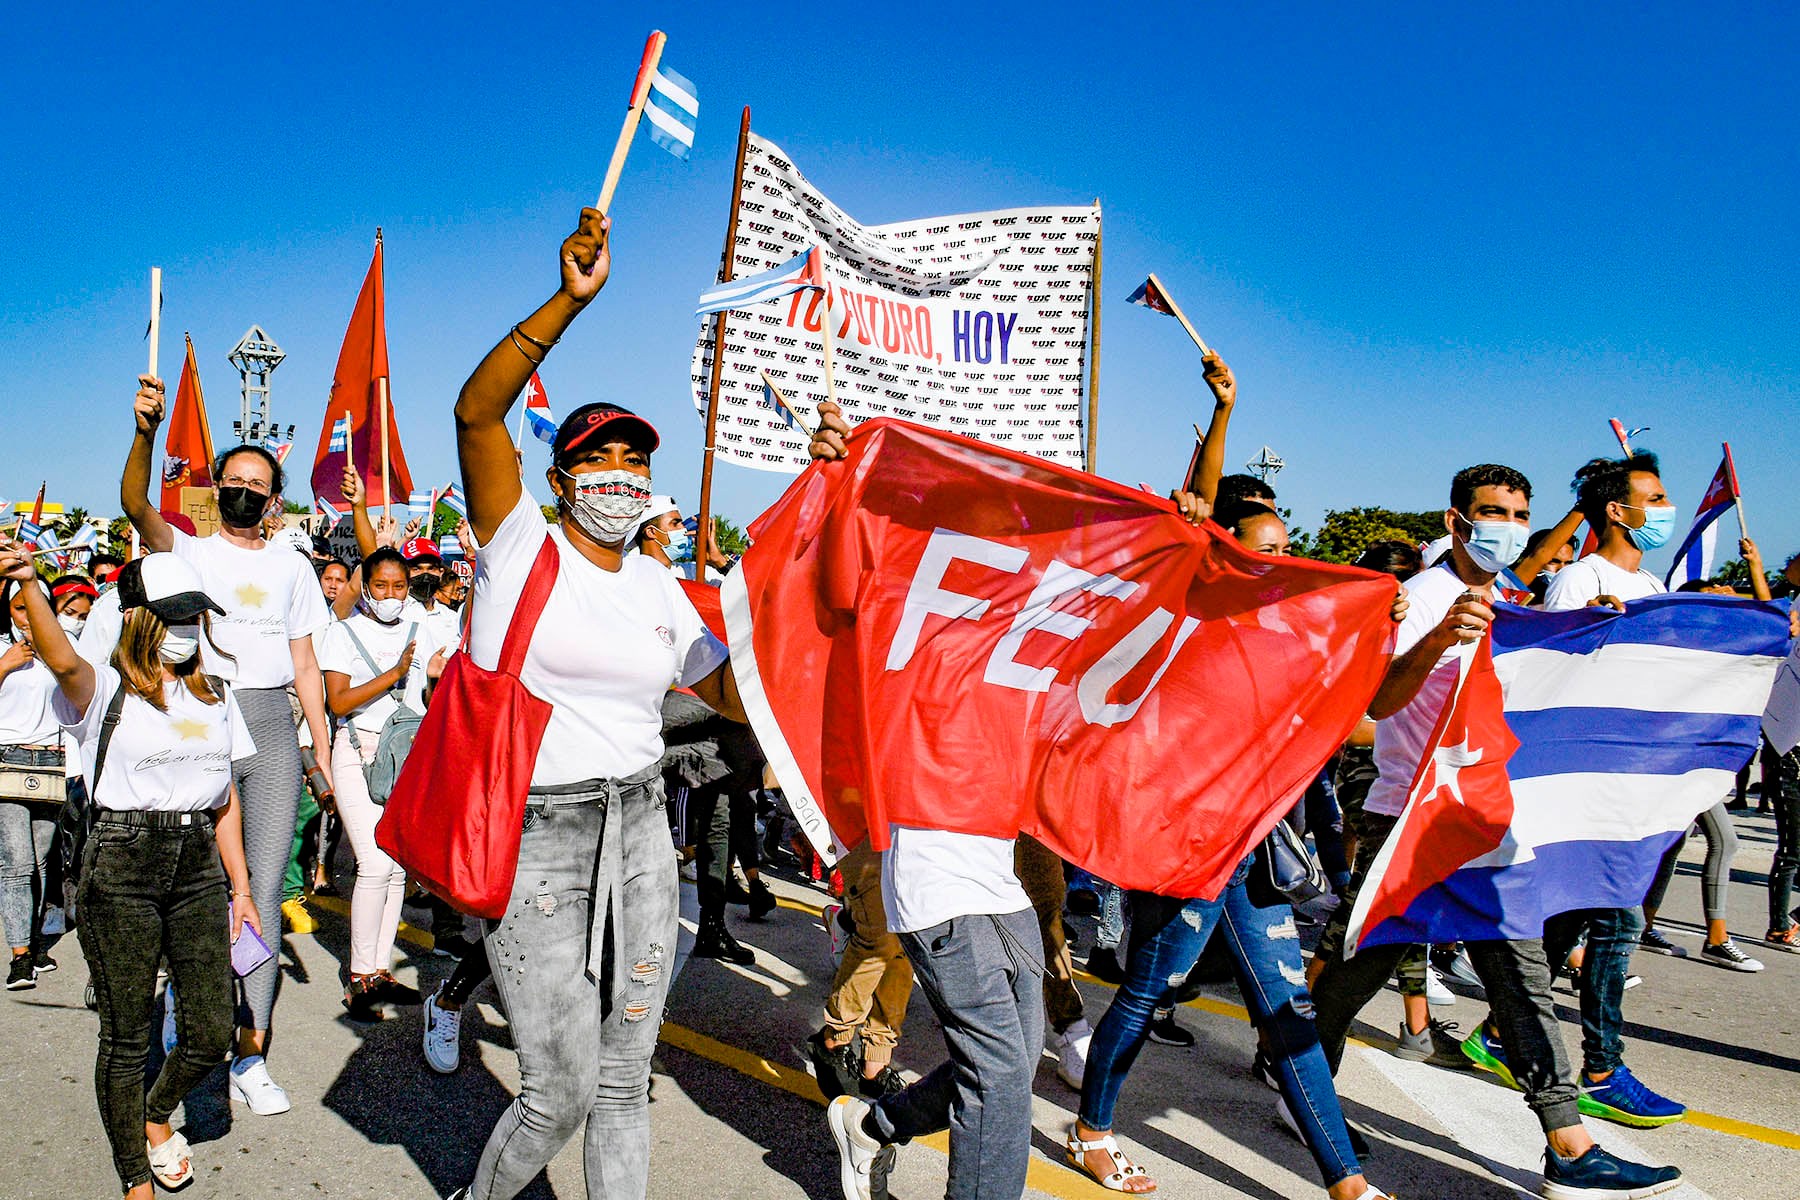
left=1066, top=1129, right=1156, bottom=1192
left=146, top=1130, right=193, bottom=1190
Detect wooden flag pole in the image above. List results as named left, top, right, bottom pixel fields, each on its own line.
left=147, top=267, right=163, bottom=379
left=696, top=106, right=751, bottom=547
left=1148, top=272, right=1213, bottom=358
left=596, top=30, right=667, bottom=213
left=759, top=368, right=816, bottom=438
left=379, top=379, right=391, bottom=520
left=514, top=404, right=527, bottom=450
left=819, top=287, right=839, bottom=408
left=1084, top=201, right=1102, bottom=474
left=1724, top=441, right=1749, bottom=540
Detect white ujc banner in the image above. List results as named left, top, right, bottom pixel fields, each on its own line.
left=690, top=133, right=1099, bottom=473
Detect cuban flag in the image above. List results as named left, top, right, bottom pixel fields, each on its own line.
left=15, top=519, right=41, bottom=544
left=409, top=489, right=436, bottom=521
left=66, top=524, right=100, bottom=554
left=761, top=375, right=811, bottom=435
left=1664, top=445, right=1741, bottom=589
left=438, top=534, right=464, bottom=561
left=328, top=416, right=351, bottom=454
left=315, top=498, right=344, bottom=529
left=437, top=483, right=467, bottom=520
left=263, top=434, right=294, bottom=464
left=644, top=63, right=698, bottom=159
left=523, top=373, right=557, bottom=446
left=32, top=526, right=60, bottom=554
left=695, top=245, right=824, bottom=317
left=1126, top=276, right=1175, bottom=315
left=1347, top=595, right=1790, bottom=951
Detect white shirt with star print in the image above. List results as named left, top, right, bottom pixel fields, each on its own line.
left=57, top=665, right=256, bottom=812
left=171, top=530, right=330, bottom=688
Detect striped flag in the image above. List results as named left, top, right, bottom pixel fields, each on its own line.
left=523, top=373, right=557, bottom=445
left=263, top=434, right=294, bottom=464
left=645, top=63, right=698, bottom=159
left=1348, top=596, right=1789, bottom=951
left=762, top=376, right=811, bottom=435
left=695, top=245, right=824, bottom=317
left=67, top=525, right=100, bottom=553
left=438, top=534, right=464, bottom=561
left=328, top=415, right=351, bottom=454
left=1664, top=445, right=1741, bottom=589
left=316, top=498, right=344, bottom=528
left=16, top=519, right=41, bottom=543
left=437, top=483, right=468, bottom=520
left=1126, top=276, right=1175, bottom=315
left=409, top=489, right=436, bottom=518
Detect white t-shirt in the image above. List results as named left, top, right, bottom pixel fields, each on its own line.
left=1542, top=554, right=1665, bottom=611
left=1764, top=638, right=1800, bottom=756
left=1366, top=563, right=1472, bottom=818
left=470, top=493, right=729, bottom=785
left=416, top=599, right=463, bottom=650
left=880, top=826, right=1031, bottom=934
left=57, top=665, right=256, bottom=812
left=170, top=530, right=331, bottom=688
left=76, top=589, right=125, bottom=667
left=318, top=610, right=442, bottom=735
left=0, top=645, right=64, bottom=745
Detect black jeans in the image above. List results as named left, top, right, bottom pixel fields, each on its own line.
left=78, top=811, right=234, bottom=1191
left=1771, top=746, right=1800, bottom=932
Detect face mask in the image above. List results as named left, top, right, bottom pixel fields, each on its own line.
left=363, top=592, right=406, bottom=623
left=559, top=468, right=651, bottom=546
left=217, top=486, right=270, bottom=530
left=1620, top=504, right=1679, bottom=551
left=1453, top=513, right=1531, bottom=575
left=57, top=614, right=86, bottom=638
left=158, top=624, right=201, bottom=664
left=661, top=528, right=693, bottom=559
left=408, top=574, right=442, bottom=603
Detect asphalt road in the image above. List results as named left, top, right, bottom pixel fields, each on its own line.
left=5, top=806, right=1795, bottom=1200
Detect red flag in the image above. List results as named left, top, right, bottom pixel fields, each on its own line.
left=1343, top=637, right=1519, bottom=953
left=160, top=335, right=216, bottom=515
left=721, top=419, right=1398, bottom=898
left=28, top=482, right=45, bottom=526
left=680, top=578, right=726, bottom=642
left=311, top=233, right=413, bottom=509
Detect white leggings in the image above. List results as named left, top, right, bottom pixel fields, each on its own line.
left=331, top=727, right=406, bottom=976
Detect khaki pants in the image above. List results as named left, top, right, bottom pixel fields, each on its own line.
left=1015, top=834, right=1085, bottom=1032
left=822, top=842, right=913, bottom=1067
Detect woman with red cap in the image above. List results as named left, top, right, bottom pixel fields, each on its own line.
left=441, top=210, right=760, bottom=1200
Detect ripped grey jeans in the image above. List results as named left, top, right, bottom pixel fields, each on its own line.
left=470, top=764, right=677, bottom=1200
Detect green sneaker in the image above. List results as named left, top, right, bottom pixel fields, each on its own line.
left=1460, top=1024, right=1521, bottom=1090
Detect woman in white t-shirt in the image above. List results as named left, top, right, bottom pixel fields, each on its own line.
left=442, top=210, right=744, bottom=1200
left=320, top=547, right=445, bottom=1020
left=0, top=547, right=260, bottom=1200
left=0, top=577, right=66, bottom=989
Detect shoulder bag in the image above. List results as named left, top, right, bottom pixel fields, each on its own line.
left=341, top=621, right=422, bottom=805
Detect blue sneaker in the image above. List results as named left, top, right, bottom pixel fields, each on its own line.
left=1577, top=1064, right=1686, bottom=1127
left=1542, top=1143, right=1681, bottom=1199
left=1460, top=1023, right=1520, bottom=1090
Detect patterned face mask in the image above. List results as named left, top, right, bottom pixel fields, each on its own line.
left=559, top=468, right=651, bottom=546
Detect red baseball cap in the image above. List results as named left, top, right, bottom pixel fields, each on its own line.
left=553, top=403, right=660, bottom=462
left=399, top=537, right=445, bottom=565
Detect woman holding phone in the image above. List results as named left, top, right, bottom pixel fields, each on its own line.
left=0, top=545, right=260, bottom=1199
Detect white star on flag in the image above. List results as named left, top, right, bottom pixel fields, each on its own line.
left=1425, top=736, right=1484, bottom=807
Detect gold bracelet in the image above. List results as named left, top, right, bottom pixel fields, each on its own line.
left=507, top=329, right=545, bottom=366
left=231, top=890, right=252, bottom=898
left=512, top=324, right=559, bottom=352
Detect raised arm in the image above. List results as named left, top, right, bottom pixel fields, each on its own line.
left=1513, top=506, right=1584, bottom=584
left=0, top=543, right=95, bottom=712
left=1740, top=537, right=1774, bottom=603
left=455, top=209, right=612, bottom=543
left=1190, top=353, right=1237, bottom=504
left=123, top=375, right=175, bottom=552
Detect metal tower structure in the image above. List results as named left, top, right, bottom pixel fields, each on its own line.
left=229, top=326, right=292, bottom=447
left=1247, top=445, right=1286, bottom=483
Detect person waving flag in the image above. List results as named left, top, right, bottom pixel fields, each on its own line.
left=521, top=373, right=556, bottom=445
left=1664, top=444, right=1743, bottom=589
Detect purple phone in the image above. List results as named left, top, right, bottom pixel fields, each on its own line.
left=230, top=908, right=273, bottom=977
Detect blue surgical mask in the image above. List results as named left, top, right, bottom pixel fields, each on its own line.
left=662, top=528, right=693, bottom=559
left=1453, top=513, right=1531, bottom=575
left=1620, top=504, right=1679, bottom=551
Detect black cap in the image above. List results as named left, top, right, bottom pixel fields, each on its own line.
left=114, top=555, right=226, bottom=624
left=553, top=403, right=660, bottom=462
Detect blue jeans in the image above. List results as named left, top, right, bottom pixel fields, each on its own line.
left=1079, top=860, right=1360, bottom=1187
left=1071, top=869, right=1126, bottom=951
left=1542, top=905, right=1644, bottom=1077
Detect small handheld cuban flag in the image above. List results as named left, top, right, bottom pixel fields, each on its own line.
left=409, top=488, right=436, bottom=516
left=438, top=534, right=464, bottom=561
left=328, top=416, right=351, bottom=454
left=315, top=498, right=344, bottom=529
left=15, top=519, right=41, bottom=544
left=66, top=524, right=100, bottom=554
left=1664, top=444, right=1742, bottom=589
left=523, top=373, right=557, bottom=446
left=644, top=63, right=698, bottom=160
left=263, top=433, right=293, bottom=464
left=437, top=483, right=468, bottom=520
left=1126, top=276, right=1175, bottom=315
left=759, top=370, right=813, bottom=437
left=695, top=245, right=824, bottom=318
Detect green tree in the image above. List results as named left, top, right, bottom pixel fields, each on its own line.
left=1712, top=557, right=1779, bottom=594
left=282, top=499, right=309, bottom=515
left=711, top=516, right=749, bottom=558
left=106, top=516, right=132, bottom=558
left=1304, top=507, right=1441, bottom=564
left=58, top=506, right=90, bottom=536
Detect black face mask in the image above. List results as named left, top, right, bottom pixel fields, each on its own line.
left=217, top=486, right=269, bottom=530
left=408, top=573, right=443, bottom=603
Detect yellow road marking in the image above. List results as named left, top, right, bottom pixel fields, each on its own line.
left=299, top=890, right=1800, bottom=1154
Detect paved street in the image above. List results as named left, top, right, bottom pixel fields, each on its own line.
left=5, top=808, right=1795, bottom=1200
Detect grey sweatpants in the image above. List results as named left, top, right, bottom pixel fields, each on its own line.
left=232, top=687, right=302, bottom=1031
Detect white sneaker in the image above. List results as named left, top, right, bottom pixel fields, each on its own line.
left=1053, top=1018, right=1093, bottom=1090
left=161, top=983, right=178, bottom=1056
left=423, top=985, right=463, bottom=1074
left=827, top=1094, right=886, bottom=1200
left=1425, top=964, right=1455, bottom=1007
left=228, top=1055, right=292, bottom=1115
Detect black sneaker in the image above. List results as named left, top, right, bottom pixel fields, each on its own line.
left=693, top=920, right=755, bottom=966
left=747, top=879, right=778, bottom=921
left=1541, top=1143, right=1681, bottom=1199
left=31, top=950, right=55, bottom=973
left=1147, top=1009, right=1194, bottom=1047
left=806, top=1029, right=863, bottom=1102
left=858, top=1064, right=908, bottom=1101
left=6, top=954, right=35, bottom=990
left=1250, top=1049, right=1281, bottom=1091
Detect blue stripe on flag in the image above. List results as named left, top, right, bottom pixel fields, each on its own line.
left=695, top=247, right=820, bottom=317
left=526, top=409, right=557, bottom=445
left=1503, top=707, right=1764, bottom=780
left=1663, top=502, right=1731, bottom=589
left=328, top=418, right=350, bottom=453
left=646, top=65, right=697, bottom=159
left=1491, top=594, right=1789, bottom=659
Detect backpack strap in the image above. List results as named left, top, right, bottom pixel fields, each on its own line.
left=495, top=537, right=561, bottom=679
left=87, top=684, right=130, bottom=806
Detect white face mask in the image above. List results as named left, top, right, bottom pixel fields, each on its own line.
left=560, top=468, right=651, bottom=546
left=158, top=624, right=201, bottom=664
left=362, top=592, right=406, bottom=623
left=57, top=614, right=87, bottom=638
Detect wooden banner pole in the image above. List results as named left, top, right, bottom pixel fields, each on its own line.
left=379, top=379, right=391, bottom=520
left=1724, top=442, right=1749, bottom=540
left=696, top=106, right=752, bottom=549
left=596, top=31, right=667, bottom=213
left=1147, top=272, right=1212, bottom=357
left=819, top=287, right=839, bottom=408
left=147, top=267, right=162, bottom=380
left=1085, top=200, right=1102, bottom=474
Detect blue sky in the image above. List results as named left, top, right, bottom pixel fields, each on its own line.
left=3, top=3, right=1796, bottom=570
